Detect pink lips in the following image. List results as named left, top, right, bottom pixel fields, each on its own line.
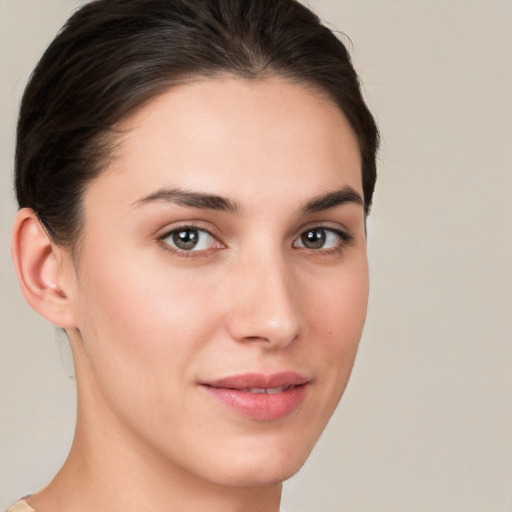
left=201, top=372, right=309, bottom=421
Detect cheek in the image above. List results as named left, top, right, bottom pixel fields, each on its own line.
left=307, top=257, right=368, bottom=338
left=74, top=253, right=222, bottom=404
left=303, top=258, right=369, bottom=392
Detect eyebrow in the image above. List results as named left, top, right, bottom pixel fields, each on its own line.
left=133, top=185, right=363, bottom=215
left=133, top=188, right=241, bottom=214
left=302, top=186, right=364, bottom=213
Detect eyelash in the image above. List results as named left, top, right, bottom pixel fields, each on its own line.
left=157, top=224, right=353, bottom=258
left=158, top=224, right=222, bottom=258
left=293, top=226, right=354, bottom=256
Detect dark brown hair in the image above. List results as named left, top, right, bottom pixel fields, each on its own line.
left=15, top=0, right=379, bottom=248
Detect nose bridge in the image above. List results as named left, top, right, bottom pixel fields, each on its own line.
left=226, top=245, right=301, bottom=348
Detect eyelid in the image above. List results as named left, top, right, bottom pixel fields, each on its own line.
left=157, top=222, right=225, bottom=256
left=156, top=219, right=221, bottom=239
left=293, top=224, right=354, bottom=252
left=295, top=221, right=353, bottom=240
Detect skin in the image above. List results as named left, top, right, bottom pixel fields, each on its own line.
left=12, top=77, right=368, bottom=512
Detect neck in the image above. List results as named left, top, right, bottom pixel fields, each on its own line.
left=29, top=350, right=282, bottom=512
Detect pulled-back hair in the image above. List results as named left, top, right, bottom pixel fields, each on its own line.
left=15, top=0, right=379, bottom=247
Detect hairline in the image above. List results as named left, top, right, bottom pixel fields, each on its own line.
left=60, top=71, right=366, bottom=263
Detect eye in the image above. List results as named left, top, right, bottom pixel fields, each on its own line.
left=293, top=227, right=351, bottom=251
left=160, top=227, right=219, bottom=252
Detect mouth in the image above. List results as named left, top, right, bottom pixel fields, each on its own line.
left=236, top=385, right=295, bottom=394
left=200, top=372, right=310, bottom=421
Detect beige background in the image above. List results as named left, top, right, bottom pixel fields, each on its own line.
left=1, top=1, right=511, bottom=510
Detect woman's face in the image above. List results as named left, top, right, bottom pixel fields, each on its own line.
left=67, top=77, right=368, bottom=487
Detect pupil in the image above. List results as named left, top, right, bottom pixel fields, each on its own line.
left=303, top=229, right=325, bottom=249
left=173, top=229, right=199, bottom=250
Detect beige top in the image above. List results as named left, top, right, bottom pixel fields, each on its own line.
left=6, top=500, right=35, bottom=512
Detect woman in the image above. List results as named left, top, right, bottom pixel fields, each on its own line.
left=8, top=0, right=378, bottom=511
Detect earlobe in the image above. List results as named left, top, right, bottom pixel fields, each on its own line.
left=11, top=208, right=77, bottom=329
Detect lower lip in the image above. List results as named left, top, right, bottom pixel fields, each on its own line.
left=202, top=384, right=308, bottom=421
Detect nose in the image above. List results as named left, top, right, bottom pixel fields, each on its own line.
left=225, top=250, right=302, bottom=350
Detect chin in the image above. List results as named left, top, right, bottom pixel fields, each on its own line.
left=212, top=457, right=307, bottom=488
left=194, top=430, right=318, bottom=488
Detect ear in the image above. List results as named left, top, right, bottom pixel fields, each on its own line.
left=11, top=208, right=77, bottom=329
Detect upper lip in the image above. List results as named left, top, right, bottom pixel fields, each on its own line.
left=202, top=372, right=310, bottom=390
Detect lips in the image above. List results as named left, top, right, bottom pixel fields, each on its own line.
left=238, top=385, right=293, bottom=394
left=201, top=372, right=309, bottom=421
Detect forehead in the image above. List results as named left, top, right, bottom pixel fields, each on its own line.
left=87, top=77, right=362, bottom=213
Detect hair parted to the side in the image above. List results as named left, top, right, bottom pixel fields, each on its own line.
left=15, top=0, right=379, bottom=248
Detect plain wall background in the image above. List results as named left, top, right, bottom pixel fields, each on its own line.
left=1, top=1, right=510, bottom=510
